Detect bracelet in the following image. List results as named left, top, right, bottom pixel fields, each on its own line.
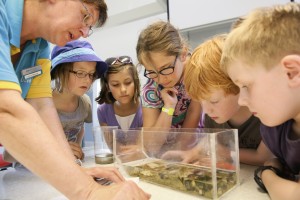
left=254, top=166, right=281, bottom=193
left=75, top=158, right=82, bottom=166
left=162, top=107, right=175, bottom=116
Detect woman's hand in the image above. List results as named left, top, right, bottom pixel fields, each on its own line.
left=84, top=167, right=151, bottom=200
left=84, top=166, right=125, bottom=183
left=87, top=180, right=151, bottom=200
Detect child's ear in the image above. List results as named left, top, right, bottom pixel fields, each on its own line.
left=179, top=48, right=189, bottom=62
left=105, top=83, right=110, bottom=91
left=281, top=55, right=300, bottom=87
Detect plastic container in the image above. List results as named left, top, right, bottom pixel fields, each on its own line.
left=93, top=126, right=118, bottom=164
left=113, top=128, right=240, bottom=199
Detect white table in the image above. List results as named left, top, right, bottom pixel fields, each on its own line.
left=0, top=147, right=270, bottom=200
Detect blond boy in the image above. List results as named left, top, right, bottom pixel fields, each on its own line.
left=184, top=34, right=272, bottom=165
left=221, top=3, right=300, bottom=199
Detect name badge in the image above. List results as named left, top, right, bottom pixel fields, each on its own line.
left=21, top=66, right=42, bottom=80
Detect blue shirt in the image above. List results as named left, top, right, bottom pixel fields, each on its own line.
left=0, top=0, right=51, bottom=99
left=97, top=103, right=143, bottom=129
left=261, top=120, right=300, bottom=175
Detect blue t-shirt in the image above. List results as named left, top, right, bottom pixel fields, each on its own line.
left=0, top=0, right=51, bottom=99
left=260, top=120, right=300, bottom=175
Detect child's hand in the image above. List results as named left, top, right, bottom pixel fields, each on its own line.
left=160, top=87, right=178, bottom=108
left=118, top=144, right=140, bottom=153
left=161, top=148, right=200, bottom=164
left=161, top=149, right=200, bottom=163
left=69, top=142, right=84, bottom=160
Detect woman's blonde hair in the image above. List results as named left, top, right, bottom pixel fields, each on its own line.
left=184, top=34, right=239, bottom=101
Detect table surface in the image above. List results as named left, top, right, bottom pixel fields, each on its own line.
left=0, top=147, right=270, bottom=200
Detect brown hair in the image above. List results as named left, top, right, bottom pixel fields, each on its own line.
left=51, top=63, right=73, bottom=93
left=84, top=0, right=108, bottom=27
left=95, top=60, right=140, bottom=104
left=184, top=34, right=239, bottom=101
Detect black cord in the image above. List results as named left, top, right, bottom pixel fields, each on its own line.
left=167, top=0, right=170, bottom=21
left=254, top=166, right=283, bottom=193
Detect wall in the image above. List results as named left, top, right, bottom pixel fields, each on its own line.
left=184, top=21, right=232, bottom=51
left=169, top=0, right=289, bottom=31
left=83, top=0, right=292, bottom=144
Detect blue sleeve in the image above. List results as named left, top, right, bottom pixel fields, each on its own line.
left=0, top=2, right=19, bottom=85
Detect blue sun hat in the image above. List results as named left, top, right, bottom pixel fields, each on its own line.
left=51, top=40, right=107, bottom=78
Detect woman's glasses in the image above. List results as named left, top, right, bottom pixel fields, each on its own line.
left=144, top=55, right=178, bottom=79
left=80, top=0, right=94, bottom=36
left=105, top=56, right=133, bottom=66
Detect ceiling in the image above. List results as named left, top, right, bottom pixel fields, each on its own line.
left=103, top=0, right=167, bottom=28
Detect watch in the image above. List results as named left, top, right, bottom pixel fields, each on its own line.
left=254, top=166, right=281, bottom=193
left=162, top=107, right=175, bottom=116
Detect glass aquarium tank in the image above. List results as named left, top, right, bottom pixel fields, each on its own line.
left=113, top=128, right=240, bottom=199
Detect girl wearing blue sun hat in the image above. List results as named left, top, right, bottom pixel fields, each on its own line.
left=51, top=40, right=107, bottom=160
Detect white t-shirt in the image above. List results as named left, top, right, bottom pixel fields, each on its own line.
left=115, top=113, right=136, bottom=130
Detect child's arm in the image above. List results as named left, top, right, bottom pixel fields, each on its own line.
left=181, top=100, right=202, bottom=128
left=100, top=122, right=108, bottom=126
left=261, top=158, right=300, bottom=200
left=142, top=107, right=173, bottom=153
left=263, top=171, right=300, bottom=200
left=161, top=146, right=200, bottom=163
left=77, top=125, right=85, bottom=146
left=175, top=100, right=202, bottom=149
left=161, top=140, right=235, bottom=169
left=142, top=107, right=173, bottom=128
left=240, top=141, right=273, bottom=165
left=69, top=125, right=85, bottom=160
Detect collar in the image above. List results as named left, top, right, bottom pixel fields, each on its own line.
left=6, top=0, right=24, bottom=48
